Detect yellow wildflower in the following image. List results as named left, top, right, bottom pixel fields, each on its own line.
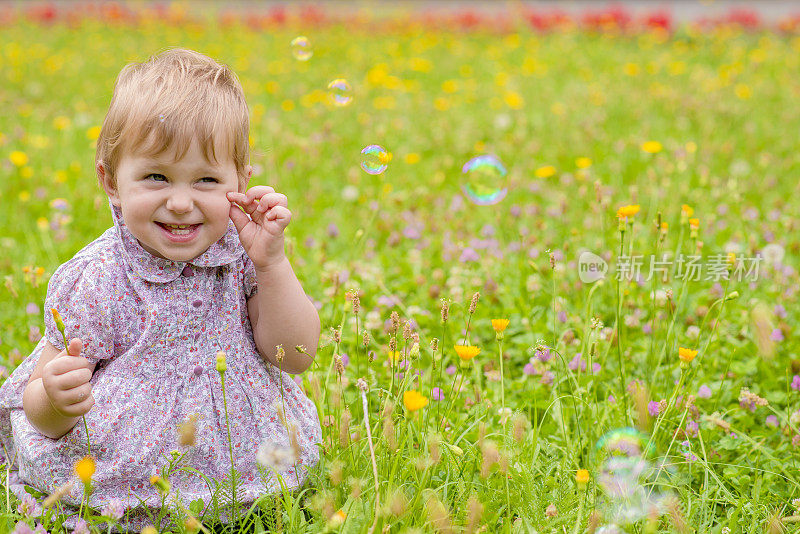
left=535, top=165, right=556, bottom=178
left=689, top=218, right=700, bottom=229
left=9, top=151, right=28, bottom=167
left=576, top=469, right=590, bottom=489
left=504, top=91, right=524, bottom=109
left=641, top=141, right=662, bottom=154
left=53, top=116, right=71, bottom=130
left=575, top=157, right=592, bottom=169
left=678, top=347, right=698, bottom=369
left=403, top=390, right=429, bottom=412
left=74, top=456, right=95, bottom=485
left=50, top=308, right=66, bottom=334
left=616, top=205, right=641, bottom=219
left=149, top=475, right=171, bottom=494
left=215, top=351, right=227, bottom=373
left=328, top=509, right=347, bottom=527
left=86, top=126, right=101, bottom=140
left=491, top=319, right=509, bottom=333
left=454, top=345, right=480, bottom=361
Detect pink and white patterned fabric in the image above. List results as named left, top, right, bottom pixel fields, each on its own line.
left=0, top=202, right=322, bottom=532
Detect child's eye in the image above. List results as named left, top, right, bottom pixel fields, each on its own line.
left=146, top=173, right=167, bottom=182
left=200, top=177, right=219, bottom=183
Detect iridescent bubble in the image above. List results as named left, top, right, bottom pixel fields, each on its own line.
left=461, top=155, right=508, bottom=206
left=327, top=79, right=353, bottom=107
left=595, top=427, right=650, bottom=458
left=594, top=428, right=671, bottom=527
left=158, top=114, right=165, bottom=123
left=290, top=36, right=313, bottom=61
left=360, top=145, right=389, bottom=175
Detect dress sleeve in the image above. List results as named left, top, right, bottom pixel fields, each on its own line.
left=242, top=253, right=258, bottom=298
left=42, top=257, right=115, bottom=365
left=0, top=337, right=46, bottom=465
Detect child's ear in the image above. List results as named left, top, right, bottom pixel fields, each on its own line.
left=239, top=165, right=253, bottom=193
left=97, top=161, right=121, bottom=207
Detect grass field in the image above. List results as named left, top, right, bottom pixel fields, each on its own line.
left=2, top=3, right=800, bottom=533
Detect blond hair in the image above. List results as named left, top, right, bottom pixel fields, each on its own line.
left=96, top=47, right=249, bottom=187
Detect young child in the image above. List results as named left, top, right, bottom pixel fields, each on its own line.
left=0, top=48, right=322, bottom=532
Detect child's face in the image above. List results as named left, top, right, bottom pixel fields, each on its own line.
left=99, top=136, right=248, bottom=262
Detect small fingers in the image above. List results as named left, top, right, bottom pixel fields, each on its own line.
left=48, top=385, right=93, bottom=416
left=265, top=206, right=292, bottom=227
left=64, top=384, right=92, bottom=405
left=255, top=193, right=288, bottom=213
left=245, top=186, right=275, bottom=203
left=66, top=338, right=83, bottom=357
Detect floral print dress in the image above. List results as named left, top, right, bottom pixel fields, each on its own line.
left=0, top=203, right=322, bottom=532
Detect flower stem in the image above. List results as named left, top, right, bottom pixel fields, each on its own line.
left=439, top=369, right=465, bottom=431
left=615, top=228, right=629, bottom=422
left=498, top=337, right=511, bottom=530
left=219, top=373, right=240, bottom=528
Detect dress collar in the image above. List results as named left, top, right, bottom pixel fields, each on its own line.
left=110, top=201, right=244, bottom=283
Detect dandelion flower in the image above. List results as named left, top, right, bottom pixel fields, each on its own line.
left=9, top=151, right=28, bottom=167
left=215, top=351, right=227, bottom=373
left=403, top=390, right=429, bottom=412
left=616, top=204, right=640, bottom=219
left=641, top=141, right=662, bottom=153
left=678, top=347, right=698, bottom=368
left=454, top=345, right=480, bottom=361
left=149, top=475, right=170, bottom=494
left=535, top=165, right=556, bottom=178
left=689, top=218, right=700, bottom=229
left=50, top=308, right=67, bottom=337
left=74, top=456, right=95, bottom=485
left=491, top=319, right=509, bottom=333
left=576, top=469, right=590, bottom=489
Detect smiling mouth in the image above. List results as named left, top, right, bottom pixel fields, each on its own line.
left=157, top=222, right=201, bottom=236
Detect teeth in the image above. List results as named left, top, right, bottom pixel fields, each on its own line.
left=161, top=223, right=195, bottom=235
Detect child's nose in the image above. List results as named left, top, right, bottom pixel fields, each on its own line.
left=166, top=190, right=194, bottom=213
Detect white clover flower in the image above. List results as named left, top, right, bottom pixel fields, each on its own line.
left=100, top=499, right=125, bottom=520
left=686, top=326, right=700, bottom=341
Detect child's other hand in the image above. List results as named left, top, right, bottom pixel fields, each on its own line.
left=42, top=338, right=97, bottom=418
left=227, top=186, right=291, bottom=270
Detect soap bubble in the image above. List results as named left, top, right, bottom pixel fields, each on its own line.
left=327, top=79, right=353, bottom=107
left=594, top=428, right=671, bottom=527
left=290, top=36, right=313, bottom=61
left=360, top=145, right=389, bottom=175
left=461, top=155, right=508, bottom=205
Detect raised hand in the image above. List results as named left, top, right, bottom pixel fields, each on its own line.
left=227, top=186, right=291, bottom=270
